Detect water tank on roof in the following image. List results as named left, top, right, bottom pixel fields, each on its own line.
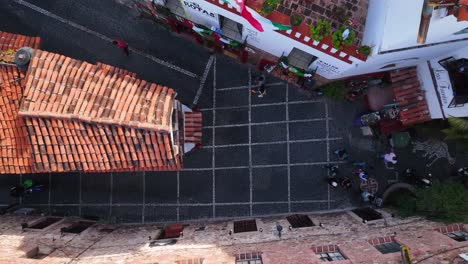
left=14, top=47, right=33, bottom=71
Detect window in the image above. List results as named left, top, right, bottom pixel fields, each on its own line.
left=351, top=207, right=383, bottom=221
left=27, top=217, right=63, bottom=230
left=235, top=252, right=262, bottom=264
left=287, top=214, right=314, bottom=228
left=317, top=251, right=346, bottom=262
left=374, top=242, right=401, bottom=254
left=312, top=245, right=347, bottom=262
left=447, top=231, right=468, bottom=242
left=233, top=220, right=257, bottom=233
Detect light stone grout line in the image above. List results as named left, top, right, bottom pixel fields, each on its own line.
left=48, top=172, right=51, bottom=213
left=325, top=102, right=331, bottom=210
left=13, top=0, right=198, bottom=78
left=109, top=172, right=113, bottom=222
left=216, top=82, right=284, bottom=91
left=211, top=56, right=217, bottom=218
left=202, top=137, right=343, bottom=148
left=199, top=100, right=323, bottom=111
left=192, top=55, right=215, bottom=106
left=79, top=172, right=82, bottom=217
left=27, top=200, right=333, bottom=207
left=202, top=118, right=332, bottom=129
left=248, top=68, right=253, bottom=216
left=176, top=170, right=180, bottom=221
left=286, top=83, right=291, bottom=213
left=142, top=171, right=146, bottom=223
left=178, top=161, right=348, bottom=171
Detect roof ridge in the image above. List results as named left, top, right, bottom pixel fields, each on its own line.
left=21, top=49, right=175, bottom=133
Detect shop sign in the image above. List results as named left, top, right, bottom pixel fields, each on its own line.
left=181, top=1, right=220, bottom=28
left=310, top=59, right=341, bottom=76
left=433, top=68, right=452, bottom=107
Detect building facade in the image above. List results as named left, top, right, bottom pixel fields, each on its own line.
left=0, top=209, right=467, bottom=263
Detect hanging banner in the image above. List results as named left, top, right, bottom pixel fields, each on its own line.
left=181, top=0, right=220, bottom=28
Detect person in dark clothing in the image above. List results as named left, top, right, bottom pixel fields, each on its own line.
left=251, top=74, right=267, bottom=97
left=113, top=39, right=129, bottom=56
left=339, top=177, right=352, bottom=190
left=333, top=148, right=349, bottom=160
left=327, top=177, right=339, bottom=188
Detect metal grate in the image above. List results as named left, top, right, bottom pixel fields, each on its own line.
left=287, top=214, right=314, bottom=228
left=236, top=252, right=262, bottom=264
left=233, top=220, right=257, bottom=233
left=374, top=242, right=401, bottom=254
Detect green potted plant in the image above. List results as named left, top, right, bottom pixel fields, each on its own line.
left=261, top=0, right=280, bottom=15
left=357, top=45, right=372, bottom=56
left=290, top=13, right=303, bottom=28
left=331, top=26, right=355, bottom=50
left=309, top=19, right=331, bottom=41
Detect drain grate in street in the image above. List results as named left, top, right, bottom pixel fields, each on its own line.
left=287, top=214, right=314, bottom=228
left=352, top=207, right=383, bottom=221
left=28, top=217, right=62, bottom=229
left=233, top=220, right=257, bottom=233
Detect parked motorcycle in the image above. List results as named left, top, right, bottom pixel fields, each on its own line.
left=10, top=184, right=46, bottom=197
left=403, top=168, right=432, bottom=188
left=458, top=167, right=468, bottom=177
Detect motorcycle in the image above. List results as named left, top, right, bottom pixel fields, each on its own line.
left=458, top=167, right=468, bottom=177
left=10, top=184, right=46, bottom=197
left=403, top=168, right=432, bottom=188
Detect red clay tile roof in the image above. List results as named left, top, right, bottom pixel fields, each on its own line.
left=184, top=111, right=202, bottom=144
left=20, top=50, right=175, bottom=132
left=389, top=68, right=431, bottom=126
left=457, top=4, right=468, bottom=22
left=0, top=32, right=40, bottom=64
left=0, top=44, right=190, bottom=173
left=0, top=65, right=32, bottom=174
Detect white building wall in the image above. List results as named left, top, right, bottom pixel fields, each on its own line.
left=340, top=0, right=468, bottom=78
left=187, top=0, right=357, bottom=78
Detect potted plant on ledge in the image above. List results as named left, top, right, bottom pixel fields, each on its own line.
left=357, top=45, right=372, bottom=56
left=290, top=13, right=303, bottom=30
left=331, top=26, right=355, bottom=50
left=309, top=18, right=331, bottom=42
left=260, top=0, right=280, bottom=15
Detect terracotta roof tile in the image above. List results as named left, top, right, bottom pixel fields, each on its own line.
left=390, top=68, right=431, bottom=126
left=1, top=46, right=197, bottom=173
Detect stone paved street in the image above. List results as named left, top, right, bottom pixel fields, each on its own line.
left=0, top=0, right=461, bottom=224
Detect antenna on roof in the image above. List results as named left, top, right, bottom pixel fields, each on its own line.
left=14, top=47, right=33, bottom=72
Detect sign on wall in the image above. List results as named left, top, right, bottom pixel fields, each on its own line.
left=181, top=0, right=220, bottom=28
left=310, top=59, right=341, bottom=76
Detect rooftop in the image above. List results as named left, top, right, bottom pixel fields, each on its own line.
left=0, top=32, right=196, bottom=174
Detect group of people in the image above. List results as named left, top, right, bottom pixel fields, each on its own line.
left=325, top=148, right=399, bottom=203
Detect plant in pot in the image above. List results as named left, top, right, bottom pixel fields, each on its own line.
left=261, top=0, right=280, bottom=15
left=331, top=26, right=355, bottom=50
left=290, top=13, right=303, bottom=29
left=357, top=45, right=372, bottom=56
left=309, top=18, right=331, bottom=42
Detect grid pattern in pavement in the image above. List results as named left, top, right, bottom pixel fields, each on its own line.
left=0, top=55, right=353, bottom=223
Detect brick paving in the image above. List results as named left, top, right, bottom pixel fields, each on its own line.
left=277, top=0, right=369, bottom=44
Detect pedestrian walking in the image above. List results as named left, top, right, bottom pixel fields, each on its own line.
left=327, top=176, right=339, bottom=188
left=361, top=191, right=375, bottom=203
left=381, top=150, right=397, bottom=168
left=333, top=148, right=349, bottom=160
left=113, top=39, right=129, bottom=56
left=354, top=169, right=369, bottom=182
left=251, top=74, right=267, bottom=97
